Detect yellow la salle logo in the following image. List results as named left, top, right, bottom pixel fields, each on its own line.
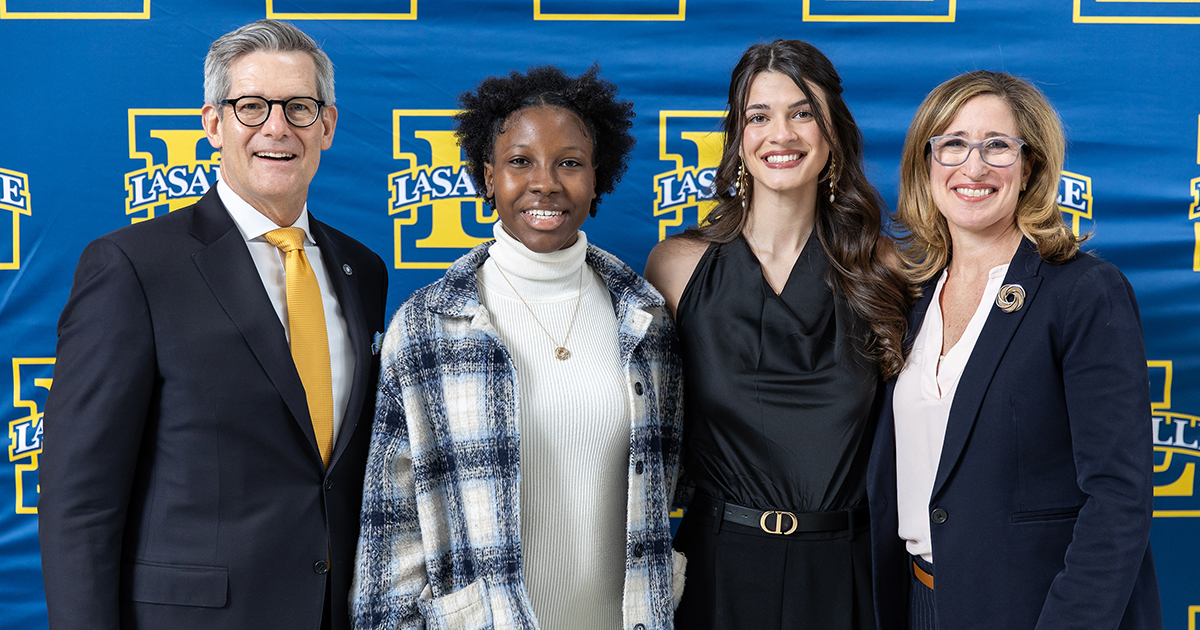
left=1057, top=171, right=1093, bottom=237
left=1190, top=114, right=1200, bottom=272
left=124, top=109, right=220, bottom=223
left=387, top=109, right=495, bottom=269
left=653, top=111, right=725, bottom=242
left=1150, top=360, right=1200, bottom=517
left=6, top=358, right=53, bottom=515
left=0, top=168, right=31, bottom=270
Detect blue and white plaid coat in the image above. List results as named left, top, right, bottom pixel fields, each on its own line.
left=351, top=242, right=685, bottom=630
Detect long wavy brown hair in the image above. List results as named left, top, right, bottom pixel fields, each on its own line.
left=681, top=39, right=912, bottom=377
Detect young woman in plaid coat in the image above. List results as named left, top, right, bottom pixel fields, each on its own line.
left=352, top=65, right=685, bottom=630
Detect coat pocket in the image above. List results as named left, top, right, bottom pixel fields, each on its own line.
left=121, top=561, right=228, bottom=607
left=417, top=578, right=495, bottom=630
left=1011, top=505, right=1083, bottom=524
left=671, top=549, right=687, bottom=610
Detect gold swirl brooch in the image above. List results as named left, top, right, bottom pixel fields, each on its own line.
left=995, top=283, right=1025, bottom=313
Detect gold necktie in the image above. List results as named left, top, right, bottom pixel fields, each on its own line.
left=264, top=227, right=333, bottom=466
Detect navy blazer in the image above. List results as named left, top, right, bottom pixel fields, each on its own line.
left=39, top=188, right=388, bottom=630
left=867, top=239, right=1161, bottom=630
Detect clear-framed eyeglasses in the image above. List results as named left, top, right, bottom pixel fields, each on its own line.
left=220, top=96, right=326, bottom=128
left=928, top=135, right=1027, bottom=168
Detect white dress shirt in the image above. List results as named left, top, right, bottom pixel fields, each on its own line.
left=893, top=264, right=1008, bottom=562
left=216, top=180, right=355, bottom=442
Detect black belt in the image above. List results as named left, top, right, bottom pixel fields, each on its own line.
left=693, top=490, right=868, bottom=536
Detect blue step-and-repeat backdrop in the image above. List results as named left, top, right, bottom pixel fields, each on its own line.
left=2, top=1, right=1199, bottom=627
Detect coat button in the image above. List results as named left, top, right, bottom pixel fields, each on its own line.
left=930, top=508, right=948, bottom=524
left=633, top=543, right=644, bottom=558
left=342, top=264, right=353, bottom=276
left=313, top=560, right=328, bottom=574
left=634, top=382, right=644, bottom=396
left=635, top=461, right=644, bottom=474
left=324, top=478, right=334, bottom=491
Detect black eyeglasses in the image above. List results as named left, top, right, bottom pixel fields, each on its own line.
left=928, top=135, right=1027, bottom=168
left=220, top=96, right=325, bottom=128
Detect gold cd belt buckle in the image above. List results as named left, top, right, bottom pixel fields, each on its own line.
left=759, top=510, right=799, bottom=535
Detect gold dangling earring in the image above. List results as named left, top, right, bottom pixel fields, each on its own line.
left=828, top=158, right=838, bottom=204
left=738, top=159, right=749, bottom=212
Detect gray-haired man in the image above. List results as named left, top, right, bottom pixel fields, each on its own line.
left=40, top=20, right=386, bottom=630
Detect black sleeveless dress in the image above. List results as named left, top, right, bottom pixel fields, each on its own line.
left=672, top=232, right=879, bottom=630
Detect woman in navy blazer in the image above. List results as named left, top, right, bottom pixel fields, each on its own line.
left=867, top=71, right=1161, bottom=630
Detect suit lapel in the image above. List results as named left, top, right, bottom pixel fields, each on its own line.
left=310, top=218, right=371, bottom=468
left=931, top=238, right=1044, bottom=499
left=189, top=190, right=322, bottom=460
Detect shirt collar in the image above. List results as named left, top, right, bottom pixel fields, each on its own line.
left=216, top=179, right=314, bottom=245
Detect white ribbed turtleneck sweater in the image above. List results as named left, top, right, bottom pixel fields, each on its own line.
left=476, top=223, right=630, bottom=629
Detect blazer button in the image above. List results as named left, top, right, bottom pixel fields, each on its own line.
left=634, top=382, right=644, bottom=396
left=930, top=508, right=948, bottom=524
left=635, top=460, right=644, bottom=474
left=314, top=560, right=329, bottom=574
left=324, top=478, right=334, bottom=491
left=633, top=543, right=645, bottom=558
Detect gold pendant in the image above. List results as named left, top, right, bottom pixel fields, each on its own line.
left=555, top=347, right=570, bottom=360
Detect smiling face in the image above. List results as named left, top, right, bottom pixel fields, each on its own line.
left=201, top=50, right=337, bottom=226
left=484, top=105, right=596, bottom=253
left=739, top=71, right=831, bottom=204
left=929, top=94, right=1031, bottom=242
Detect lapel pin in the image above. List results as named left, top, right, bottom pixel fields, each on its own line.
left=342, top=263, right=353, bottom=276
left=372, top=331, right=383, bottom=355
left=996, top=283, right=1025, bottom=313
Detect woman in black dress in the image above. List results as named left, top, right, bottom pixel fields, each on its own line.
left=645, top=40, right=911, bottom=629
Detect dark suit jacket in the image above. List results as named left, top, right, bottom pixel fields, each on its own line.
left=39, top=188, right=388, bottom=630
left=867, top=238, right=1161, bottom=630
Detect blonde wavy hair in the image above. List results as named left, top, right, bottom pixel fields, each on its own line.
left=895, top=71, right=1082, bottom=283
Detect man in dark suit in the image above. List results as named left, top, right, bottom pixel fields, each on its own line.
left=39, top=20, right=387, bottom=630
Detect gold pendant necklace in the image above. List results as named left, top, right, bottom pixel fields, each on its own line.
left=494, top=264, right=584, bottom=360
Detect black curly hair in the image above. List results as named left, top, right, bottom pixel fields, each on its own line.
left=454, top=64, right=635, bottom=217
